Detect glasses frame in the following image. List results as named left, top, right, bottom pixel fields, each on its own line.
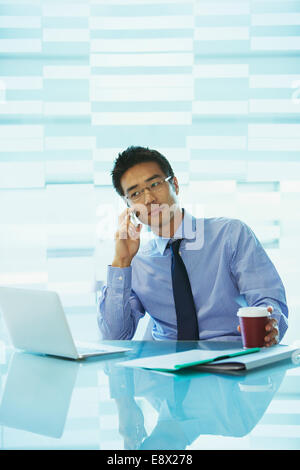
left=124, top=175, right=173, bottom=204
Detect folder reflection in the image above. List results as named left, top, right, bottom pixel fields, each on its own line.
left=0, top=352, right=78, bottom=438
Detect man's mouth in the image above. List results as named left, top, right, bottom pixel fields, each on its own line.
left=148, top=205, right=161, bottom=216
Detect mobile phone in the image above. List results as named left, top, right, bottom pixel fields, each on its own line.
left=130, top=211, right=139, bottom=228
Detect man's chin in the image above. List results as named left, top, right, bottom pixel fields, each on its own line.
left=147, top=212, right=164, bottom=228
left=147, top=211, right=178, bottom=237
left=134, top=202, right=181, bottom=235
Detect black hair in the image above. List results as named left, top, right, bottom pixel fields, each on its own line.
left=111, top=146, right=175, bottom=196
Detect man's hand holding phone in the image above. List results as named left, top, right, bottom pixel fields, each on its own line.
left=112, top=208, right=142, bottom=268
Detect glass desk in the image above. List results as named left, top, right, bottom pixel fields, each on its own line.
left=0, top=340, right=299, bottom=450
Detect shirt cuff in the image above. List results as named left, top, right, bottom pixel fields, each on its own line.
left=107, top=265, right=132, bottom=290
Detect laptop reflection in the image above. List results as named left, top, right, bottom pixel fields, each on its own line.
left=0, top=352, right=78, bottom=438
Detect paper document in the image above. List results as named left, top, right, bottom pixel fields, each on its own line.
left=213, top=344, right=300, bottom=371
left=118, top=344, right=300, bottom=373
left=118, top=347, right=259, bottom=371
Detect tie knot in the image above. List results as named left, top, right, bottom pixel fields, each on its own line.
left=170, top=238, right=182, bottom=255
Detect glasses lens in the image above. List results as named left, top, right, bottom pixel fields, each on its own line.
left=128, top=177, right=168, bottom=202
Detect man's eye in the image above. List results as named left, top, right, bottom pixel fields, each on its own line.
left=130, top=191, right=139, bottom=198
left=151, top=182, right=160, bottom=188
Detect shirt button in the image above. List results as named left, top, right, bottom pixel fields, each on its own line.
left=118, top=276, right=123, bottom=281
left=179, top=251, right=182, bottom=256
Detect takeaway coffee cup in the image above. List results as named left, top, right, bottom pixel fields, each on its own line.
left=237, top=307, right=270, bottom=348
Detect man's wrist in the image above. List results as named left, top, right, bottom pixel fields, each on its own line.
left=111, top=257, right=132, bottom=268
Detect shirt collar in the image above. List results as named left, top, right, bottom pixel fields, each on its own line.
left=154, top=209, right=197, bottom=255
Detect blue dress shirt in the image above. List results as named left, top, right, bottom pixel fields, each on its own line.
left=98, top=210, right=288, bottom=342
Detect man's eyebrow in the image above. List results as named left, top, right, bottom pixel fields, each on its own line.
left=125, top=174, right=162, bottom=194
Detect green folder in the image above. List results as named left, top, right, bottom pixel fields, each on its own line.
left=119, top=345, right=300, bottom=373
left=119, top=347, right=260, bottom=372
left=172, top=347, right=260, bottom=371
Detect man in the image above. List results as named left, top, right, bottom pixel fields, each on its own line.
left=98, top=146, right=288, bottom=344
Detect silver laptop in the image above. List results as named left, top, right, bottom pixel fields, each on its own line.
left=0, top=286, right=130, bottom=360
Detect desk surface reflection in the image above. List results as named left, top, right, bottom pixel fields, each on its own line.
left=0, top=340, right=299, bottom=450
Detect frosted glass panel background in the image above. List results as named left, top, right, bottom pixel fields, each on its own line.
left=0, top=0, right=299, bottom=343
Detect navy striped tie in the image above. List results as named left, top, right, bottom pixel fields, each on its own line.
left=170, top=239, right=199, bottom=340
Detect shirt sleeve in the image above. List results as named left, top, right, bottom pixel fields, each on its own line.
left=229, top=220, right=288, bottom=342
left=97, top=265, right=145, bottom=340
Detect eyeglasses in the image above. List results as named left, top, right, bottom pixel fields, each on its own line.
left=125, top=176, right=173, bottom=203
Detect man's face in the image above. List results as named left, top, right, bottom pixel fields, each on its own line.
left=120, top=161, right=180, bottom=233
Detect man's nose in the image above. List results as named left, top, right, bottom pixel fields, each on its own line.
left=144, top=187, right=156, bottom=205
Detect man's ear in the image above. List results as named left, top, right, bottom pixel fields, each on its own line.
left=172, top=176, right=179, bottom=195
